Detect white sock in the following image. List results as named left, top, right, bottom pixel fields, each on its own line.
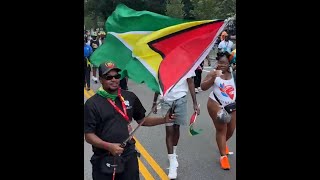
left=173, top=146, right=177, bottom=155
left=168, top=154, right=175, bottom=159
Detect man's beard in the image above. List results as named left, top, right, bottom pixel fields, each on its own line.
left=106, top=86, right=119, bottom=94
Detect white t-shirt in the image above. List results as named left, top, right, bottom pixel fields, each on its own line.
left=218, top=40, right=234, bottom=53
left=163, top=71, right=196, bottom=101
left=209, top=76, right=236, bottom=107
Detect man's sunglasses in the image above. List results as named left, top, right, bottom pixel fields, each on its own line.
left=102, top=74, right=121, bottom=80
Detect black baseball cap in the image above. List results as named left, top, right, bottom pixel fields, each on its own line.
left=99, top=62, right=121, bottom=76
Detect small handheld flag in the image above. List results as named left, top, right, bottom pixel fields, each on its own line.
left=189, top=104, right=203, bottom=136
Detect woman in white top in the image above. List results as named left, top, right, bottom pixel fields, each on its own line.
left=200, top=52, right=236, bottom=170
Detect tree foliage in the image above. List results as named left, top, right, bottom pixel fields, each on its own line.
left=84, top=0, right=236, bottom=29
left=181, top=0, right=195, bottom=19
left=166, top=0, right=236, bottom=20
left=166, top=0, right=184, bottom=19
left=84, top=0, right=167, bottom=29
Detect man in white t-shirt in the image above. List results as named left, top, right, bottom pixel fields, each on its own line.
left=151, top=72, right=200, bottom=179
left=218, top=34, right=234, bottom=53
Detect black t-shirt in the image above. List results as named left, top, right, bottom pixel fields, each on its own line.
left=84, top=90, right=146, bottom=158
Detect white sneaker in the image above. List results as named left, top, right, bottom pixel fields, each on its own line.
left=198, top=87, right=203, bottom=92
left=168, top=165, right=177, bottom=179
left=92, top=76, right=98, bottom=83
left=195, top=88, right=199, bottom=93
left=168, top=154, right=178, bottom=168
left=156, top=103, right=162, bottom=110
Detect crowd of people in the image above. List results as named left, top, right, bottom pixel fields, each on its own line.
left=84, top=29, right=236, bottom=179
left=84, top=29, right=128, bottom=91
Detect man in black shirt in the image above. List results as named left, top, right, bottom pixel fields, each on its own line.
left=84, top=62, right=175, bottom=180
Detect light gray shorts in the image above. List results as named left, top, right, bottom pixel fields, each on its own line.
left=161, top=95, right=188, bottom=126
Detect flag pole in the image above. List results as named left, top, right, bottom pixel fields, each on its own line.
left=120, top=101, right=175, bottom=147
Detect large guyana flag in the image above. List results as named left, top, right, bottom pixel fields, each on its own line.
left=90, top=4, right=225, bottom=96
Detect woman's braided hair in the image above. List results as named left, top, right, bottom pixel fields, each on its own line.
left=216, top=51, right=231, bottom=62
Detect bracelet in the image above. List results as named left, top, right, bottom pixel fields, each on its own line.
left=153, top=102, right=157, bottom=104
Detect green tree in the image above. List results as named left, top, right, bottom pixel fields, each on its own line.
left=166, top=0, right=184, bottom=18
left=84, top=0, right=168, bottom=29
left=166, top=0, right=236, bottom=20
left=212, top=0, right=236, bottom=18
left=191, top=0, right=216, bottom=20
left=181, top=0, right=195, bottom=19
left=192, top=0, right=236, bottom=19
left=84, top=0, right=236, bottom=29
left=144, top=0, right=167, bottom=15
